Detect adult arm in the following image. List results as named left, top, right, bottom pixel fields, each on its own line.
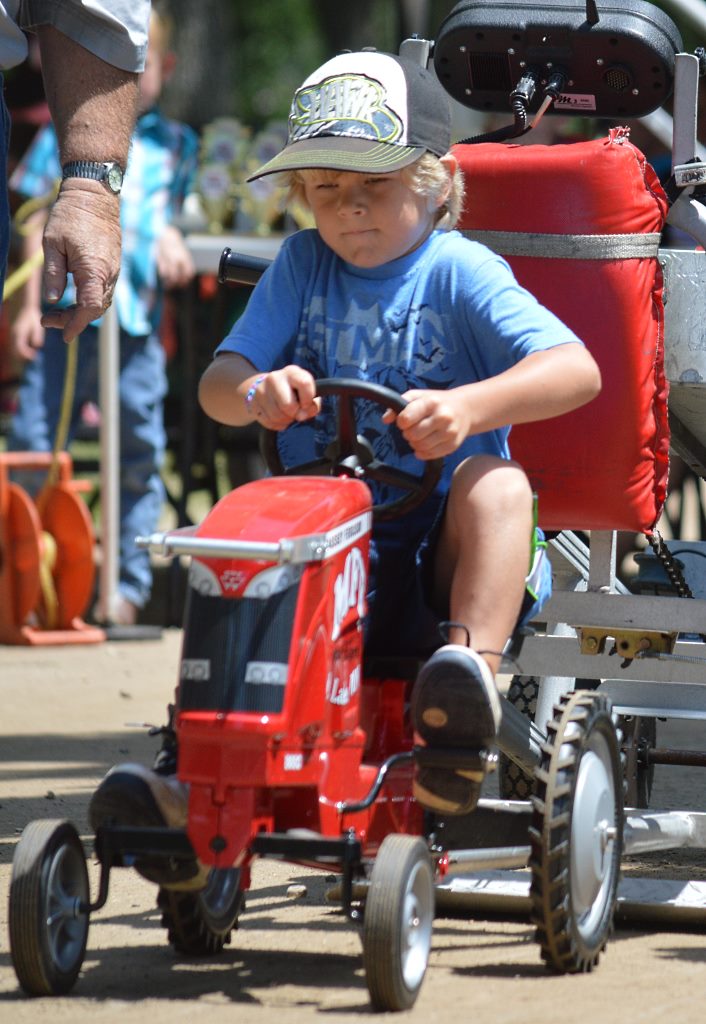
left=35, top=25, right=139, bottom=339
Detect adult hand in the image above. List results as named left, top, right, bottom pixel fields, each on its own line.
left=40, top=180, right=121, bottom=340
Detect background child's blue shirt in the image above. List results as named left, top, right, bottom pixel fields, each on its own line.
left=218, top=227, right=583, bottom=505
left=10, top=108, right=199, bottom=337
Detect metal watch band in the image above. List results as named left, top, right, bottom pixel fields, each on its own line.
left=61, top=160, right=124, bottom=194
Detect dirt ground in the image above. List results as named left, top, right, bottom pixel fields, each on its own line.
left=2, top=629, right=706, bottom=1023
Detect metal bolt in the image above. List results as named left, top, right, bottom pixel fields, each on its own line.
left=600, top=821, right=618, bottom=852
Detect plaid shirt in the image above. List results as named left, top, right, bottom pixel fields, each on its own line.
left=10, top=107, right=199, bottom=336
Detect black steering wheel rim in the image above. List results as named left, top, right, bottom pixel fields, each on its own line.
left=259, top=377, right=442, bottom=521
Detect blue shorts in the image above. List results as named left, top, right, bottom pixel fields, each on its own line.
left=364, top=492, right=551, bottom=659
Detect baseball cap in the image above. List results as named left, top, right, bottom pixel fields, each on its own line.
left=246, top=49, right=452, bottom=181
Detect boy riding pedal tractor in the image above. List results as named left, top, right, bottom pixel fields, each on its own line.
left=89, top=48, right=601, bottom=880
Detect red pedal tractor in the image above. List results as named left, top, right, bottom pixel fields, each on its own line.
left=8, top=345, right=622, bottom=1013
left=10, top=380, right=454, bottom=1010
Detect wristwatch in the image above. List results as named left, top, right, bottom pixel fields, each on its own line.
left=61, top=160, right=124, bottom=194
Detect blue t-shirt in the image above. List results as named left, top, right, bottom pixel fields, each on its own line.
left=217, top=227, right=582, bottom=505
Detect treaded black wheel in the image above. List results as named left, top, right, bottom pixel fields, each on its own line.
left=158, top=867, right=244, bottom=955
left=499, top=677, right=598, bottom=799
left=499, top=675, right=539, bottom=799
left=9, top=819, right=90, bottom=995
left=362, top=834, right=434, bottom=1012
left=529, top=691, right=622, bottom=973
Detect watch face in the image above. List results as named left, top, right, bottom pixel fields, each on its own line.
left=106, top=164, right=123, bottom=192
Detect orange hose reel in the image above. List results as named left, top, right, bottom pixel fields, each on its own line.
left=0, top=451, right=105, bottom=645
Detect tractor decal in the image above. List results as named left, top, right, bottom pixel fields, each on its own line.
left=327, top=660, right=362, bottom=707
left=331, top=546, right=367, bottom=641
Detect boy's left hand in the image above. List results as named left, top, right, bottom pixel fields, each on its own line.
left=383, top=389, right=470, bottom=460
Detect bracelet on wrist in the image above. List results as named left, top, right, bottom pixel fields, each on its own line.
left=245, top=373, right=268, bottom=414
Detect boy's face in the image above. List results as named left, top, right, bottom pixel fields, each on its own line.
left=301, top=168, right=441, bottom=268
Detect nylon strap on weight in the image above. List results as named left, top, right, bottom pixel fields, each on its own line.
left=461, top=229, right=662, bottom=260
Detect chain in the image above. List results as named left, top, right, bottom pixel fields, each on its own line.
left=646, top=529, right=694, bottom=598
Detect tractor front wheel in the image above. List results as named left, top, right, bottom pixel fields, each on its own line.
left=158, top=867, right=244, bottom=955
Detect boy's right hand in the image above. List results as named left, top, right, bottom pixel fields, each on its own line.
left=250, top=365, right=321, bottom=430
left=11, top=307, right=46, bottom=361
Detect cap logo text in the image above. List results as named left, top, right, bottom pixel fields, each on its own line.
left=291, top=73, right=403, bottom=145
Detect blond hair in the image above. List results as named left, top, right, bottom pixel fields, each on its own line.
left=282, top=152, right=464, bottom=231
left=149, top=2, right=174, bottom=54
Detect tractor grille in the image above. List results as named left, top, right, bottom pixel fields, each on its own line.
left=178, top=584, right=300, bottom=713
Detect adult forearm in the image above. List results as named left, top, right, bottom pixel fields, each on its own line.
left=36, top=25, right=138, bottom=166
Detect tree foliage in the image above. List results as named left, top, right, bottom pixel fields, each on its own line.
left=162, top=0, right=456, bottom=129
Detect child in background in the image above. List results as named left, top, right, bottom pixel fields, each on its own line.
left=7, top=3, right=198, bottom=627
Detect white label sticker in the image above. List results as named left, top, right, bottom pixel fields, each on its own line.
left=554, top=93, right=597, bottom=112
left=323, top=512, right=372, bottom=558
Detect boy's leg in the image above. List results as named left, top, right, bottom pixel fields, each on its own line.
left=412, top=455, right=534, bottom=815
left=433, top=454, right=533, bottom=675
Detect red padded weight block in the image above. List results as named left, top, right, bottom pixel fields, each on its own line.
left=454, top=129, right=669, bottom=533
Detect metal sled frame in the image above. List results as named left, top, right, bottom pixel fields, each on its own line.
left=442, top=48, right=706, bottom=923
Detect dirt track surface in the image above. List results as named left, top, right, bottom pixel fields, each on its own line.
left=2, top=629, right=706, bottom=1023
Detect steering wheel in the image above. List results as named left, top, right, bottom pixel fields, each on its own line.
left=259, top=378, right=442, bottom=521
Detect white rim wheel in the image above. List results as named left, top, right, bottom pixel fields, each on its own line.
left=530, top=691, right=623, bottom=973
left=570, top=734, right=618, bottom=937
left=363, top=834, right=434, bottom=1011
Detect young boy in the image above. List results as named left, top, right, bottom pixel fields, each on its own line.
left=198, top=50, right=602, bottom=817
left=87, top=49, right=600, bottom=887
left=7, top=4, right=198, bottom=627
